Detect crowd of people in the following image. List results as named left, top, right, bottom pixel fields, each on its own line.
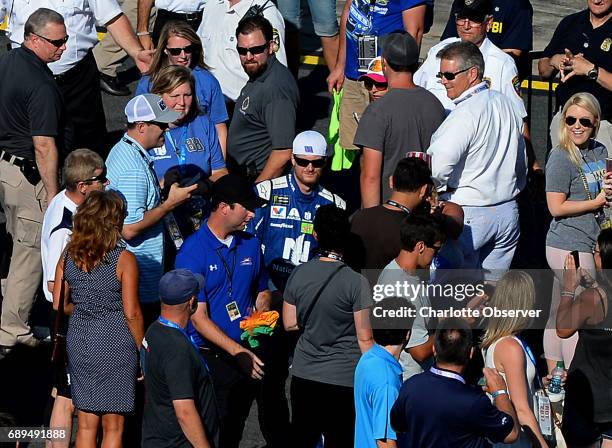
left=0, top=0, right=611, bottom=447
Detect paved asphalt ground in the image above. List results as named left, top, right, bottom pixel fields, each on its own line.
left=0, top=1, right=586, bottom=447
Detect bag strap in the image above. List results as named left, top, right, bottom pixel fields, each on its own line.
left=299, top=264, right=347, bottom=328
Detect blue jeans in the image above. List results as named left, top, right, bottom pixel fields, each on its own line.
left=274, top=0, right=339, bottom=36
left=458, top=200, right=520, bottom=281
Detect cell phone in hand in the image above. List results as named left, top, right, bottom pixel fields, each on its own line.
left=570, top=250, right=580, bottom=268
left=606, top=158, right=612, bottom=173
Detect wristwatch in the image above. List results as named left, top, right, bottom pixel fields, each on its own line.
left=588, top=65, right=599, bottom=81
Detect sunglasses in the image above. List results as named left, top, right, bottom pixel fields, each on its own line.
left=436, top=66, right=473, bottom=81
left=363, top=78, right=388, bottom=91
left=294, top=156, right=326, bottom=168
left=426, top=243, right=443, bottom=254
left=81, top=169, right=108, bottom=185
left=33, top=32, right=69, bottom=47
left=236, top=43, right=269, bottom=56
left=166, top=44, right=195, bottom=56
left=565, top=116, right=594, bottom=128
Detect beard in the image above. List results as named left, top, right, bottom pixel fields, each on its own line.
left=243, top=60, right=268, bottom=78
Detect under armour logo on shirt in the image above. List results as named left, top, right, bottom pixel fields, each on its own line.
left=209, top=264, right=218, bottom=271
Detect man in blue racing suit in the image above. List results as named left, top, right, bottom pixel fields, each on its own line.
left=250, top=130, right=346, bottom=292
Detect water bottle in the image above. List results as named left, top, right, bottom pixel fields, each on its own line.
left=548, top=361, right=564, bottom=394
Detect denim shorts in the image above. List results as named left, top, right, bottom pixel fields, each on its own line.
left=275, top=0, right=339, bottom=36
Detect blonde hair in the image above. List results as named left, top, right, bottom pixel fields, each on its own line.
left=63, top=148, right=104, bottom=192
left=557, top=92, right=601, bottom=167
left=148, top=20, right=206, bottom=76
left=481, top=271, right=535, bottom=349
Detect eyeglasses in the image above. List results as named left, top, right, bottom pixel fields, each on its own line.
left=294, top=156, right=326, bottom=168
left=166, top=44, right=195, bottom=56
left=363, top=78, right=388, bottom=91
left=454, top=14, right=486, bottom=27
left=33, top=32, right=69, bottom=47
left=236, top=43, right=269, bottom=56
left=80, top=169, right=108, bottom=185
left=565, top=116, right=594, bottom=128
left=436, top=66, right=474, bottom=81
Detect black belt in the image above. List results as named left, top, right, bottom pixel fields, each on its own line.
left=0, top=150, right=27, bottom=167
left=53, top=50, right=94, bottom=85
left=158, top=8, right=202, bottom=22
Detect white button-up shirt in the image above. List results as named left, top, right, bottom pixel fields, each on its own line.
left=427, top=82, right=527, bottom=207
left=154, top=0, right=205, bottom=12
left=198, top=0, right=286, bottom=102
left=415, top=37, right=526, bottom=117
left=7, top=0, right=122, bottom=75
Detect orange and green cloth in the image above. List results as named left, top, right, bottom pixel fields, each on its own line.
left=239, top=310, right=280, bottom=348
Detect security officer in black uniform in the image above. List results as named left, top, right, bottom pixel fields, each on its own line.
left=539, top=0, right=612, bottom=153
left=0, top=8, right=65, bottom=357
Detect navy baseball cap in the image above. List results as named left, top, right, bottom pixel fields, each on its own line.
left=159, top=269, right=205, bottom=305
left=456, top=0, right=492, bottom=22
left=212, top=174, right=268, bottom=212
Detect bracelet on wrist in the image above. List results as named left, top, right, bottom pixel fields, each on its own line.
left=561, top=290, right=575, bottom=297
left=491, top=389, right=508, bottom=399
left=136, top=31, right=150, bottom=36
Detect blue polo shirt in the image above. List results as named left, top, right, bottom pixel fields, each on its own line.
left=175, top=220, right=268, bottom=345
left=106, top=133, right=164, bottom=303
left=390, top=367, right=514, bottom=448
left=136, top=66, right=228, bottom=125
left=345, top=0, right=430, bottom=80
left=148, top=113, right=225, bottom=180
left=354, top=344, right=403, bottom=448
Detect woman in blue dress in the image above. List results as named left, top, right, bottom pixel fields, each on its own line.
left=136, top=20, right=229, bottom=156
left=149, top=64, right=228, bottom=242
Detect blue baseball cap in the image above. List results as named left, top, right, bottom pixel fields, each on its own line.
left=159, top=269, right=205, bottom=305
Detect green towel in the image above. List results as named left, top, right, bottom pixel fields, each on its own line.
left=329, top=89, right=358, bottom=171
left=240, top=325, right=275, bottom=348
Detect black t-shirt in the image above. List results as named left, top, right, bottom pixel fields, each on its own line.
left=543, top=10, right=612, bottom=119
left=142, top=321, right=220, bottom=448
left=351, top=205, right=405, bottom=271
left=441, top=0, right=533, bottom=51
left=0, top=46, right=66, bottom=159
left=227, top=56, right=299, bottom=173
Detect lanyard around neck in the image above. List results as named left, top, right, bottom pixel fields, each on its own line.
left=430, top=366, right=466, bottom=384
left=157, top=316, right=210, bottom=372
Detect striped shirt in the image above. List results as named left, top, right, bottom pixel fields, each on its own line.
left=106, top=133, right=164, bottom=303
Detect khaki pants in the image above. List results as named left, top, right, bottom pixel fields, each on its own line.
left=0, top=160, right=46, bottom=347
left=339, top=78, right=370, bottom=150
left=550, top=109, right=612, bottom=156
left=93, top=0, right=156, bottom=77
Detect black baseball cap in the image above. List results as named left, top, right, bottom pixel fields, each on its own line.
left=159, top=269, right=205, bottom=305
left=456, top=0, right=493, bottom=22
left=212, top=174, right=268, bottom=212
left=380, top=32, right=419, bottom=68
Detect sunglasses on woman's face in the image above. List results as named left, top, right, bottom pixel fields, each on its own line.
left=166, top=44, right=195, bottom=56
left=294, top=156, right=326, bottom=168
left=363, top=78, right=388, bottom=91
left=565, top=116, right=594, bottom=128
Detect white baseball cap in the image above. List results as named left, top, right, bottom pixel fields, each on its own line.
left=124, top=94, right=181, bottom=124
left=292, top=130, right=328, bottom=157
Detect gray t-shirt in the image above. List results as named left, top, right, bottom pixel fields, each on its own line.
left=227, top=56, right=299, bottom=172
left=284, top=259, right=373, bottom=388
left=353, top=87, right=446, bottom=201
left=377, top=259, right=432, bottom=380
left=546, top=141, right=607, bottom=252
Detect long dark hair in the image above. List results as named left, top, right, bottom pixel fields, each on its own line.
left=66, top=191, right=125, bottom=271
